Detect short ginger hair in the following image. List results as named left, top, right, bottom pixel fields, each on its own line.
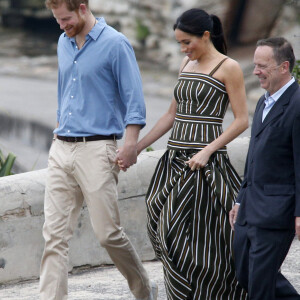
left=45, top=0, right=89, bottom=11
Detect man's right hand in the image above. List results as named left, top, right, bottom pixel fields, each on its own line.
left=295, top=217, right=300, bottom=241
left=229, top=204, right=239, bottom=230
left=115, top=143, right=137, bottom=172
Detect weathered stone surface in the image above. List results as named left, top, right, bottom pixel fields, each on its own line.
left=238, top=0, right=286, bottom=44
left=90, top=0, right=129, bottom=14
left=85, top=0, right=231, bottom=69
left=0, top=169, right=46, bottom=218
left=89, top=0, right=299, bottom=68
left=270, top=3, right=300, bottom=59
left=227, top=136, right=249, bottom=178
left=1, top=0, right=298, bottom=70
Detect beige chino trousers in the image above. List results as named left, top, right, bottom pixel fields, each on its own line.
left=39, top=139, right=150, bottom=300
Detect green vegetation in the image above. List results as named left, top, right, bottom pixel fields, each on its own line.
left=136, top=19, right=150, bottom=45
left=0, top=149, right=16, bottom=177
left=293, top=60, right=300, bottom=83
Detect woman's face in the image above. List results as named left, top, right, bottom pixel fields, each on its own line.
left=174, top=29, right=206, bottom=60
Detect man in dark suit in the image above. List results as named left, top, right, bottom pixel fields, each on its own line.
left=229, top=37, right=300, bottom=299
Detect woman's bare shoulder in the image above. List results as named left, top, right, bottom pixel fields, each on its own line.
left=222, top=57, right=243, bottom=73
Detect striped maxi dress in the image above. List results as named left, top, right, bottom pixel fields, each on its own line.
left=145, top=58, right=247, bottom=300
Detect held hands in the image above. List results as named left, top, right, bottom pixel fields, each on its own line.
left=186, top=148, right=211, bottom=171
left=229, top=204, right=239, bottom=230
left=115, top=143, right=138, bottom=172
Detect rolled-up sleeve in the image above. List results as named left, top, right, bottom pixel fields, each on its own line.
left=112, top=38, right=146, bottom=128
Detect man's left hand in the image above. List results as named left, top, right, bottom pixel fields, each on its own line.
left=295, top=217, right=300, bottom=241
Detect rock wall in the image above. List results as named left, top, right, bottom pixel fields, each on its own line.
left=1, top=0, right=299, bottom=69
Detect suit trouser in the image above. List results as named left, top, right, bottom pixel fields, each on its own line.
left=39, top=139, right=151, bottom=300
left=233, top=223, right=300, bottom=300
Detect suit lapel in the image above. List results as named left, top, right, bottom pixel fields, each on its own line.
left=255, top=81, right=299, bottom=137
left=251, top=96, right=265, bottom=137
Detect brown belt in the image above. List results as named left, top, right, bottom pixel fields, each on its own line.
left=57, top=135, right=115, bottom=142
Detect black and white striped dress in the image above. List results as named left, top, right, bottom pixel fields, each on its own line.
left=146, top=59, right=247, bottom=300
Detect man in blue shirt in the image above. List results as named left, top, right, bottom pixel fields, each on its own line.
left=39, top=1, right=158, bottom=299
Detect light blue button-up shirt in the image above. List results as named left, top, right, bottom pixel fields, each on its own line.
left=54, top=18, right=146, bottom=139
left=262, top=77, right=295, bottom=121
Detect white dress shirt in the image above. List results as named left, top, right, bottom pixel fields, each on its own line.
left=262, top=77, right=295, bottom=121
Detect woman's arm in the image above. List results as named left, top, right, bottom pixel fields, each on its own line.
left=207, top=59, right=249, bottom=152
left=187, top=58, right=249, bottom=170
left=137, top=98, right=177, bottom=154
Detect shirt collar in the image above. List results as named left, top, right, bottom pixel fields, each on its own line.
left=264, top=77, right=295, bottom=102
left=89, top=17, right=107, bottom=40
left=64, top=17, right=107, bottom=42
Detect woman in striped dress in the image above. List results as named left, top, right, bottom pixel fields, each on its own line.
left=136, top=8, right=248, bottom=300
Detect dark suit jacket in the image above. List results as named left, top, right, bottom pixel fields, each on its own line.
left=236, top=81, right=300, bottom=229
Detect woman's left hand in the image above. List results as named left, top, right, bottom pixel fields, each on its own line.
left=186, top=148, right=212, bottom=171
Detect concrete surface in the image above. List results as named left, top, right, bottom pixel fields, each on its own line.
left=0, top=261, right=165, bottom=300
left=0, top=240, right=299, bottom=300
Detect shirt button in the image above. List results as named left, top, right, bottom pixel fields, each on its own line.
left=74, top=61, right=77, bottom=64
left=73, top=78, right=76, bottom=81
left=71, top=95, right=74, bottom=99
left=67, top=130, right=70, bottom=133
left=69, top=112, right=72, bottom=115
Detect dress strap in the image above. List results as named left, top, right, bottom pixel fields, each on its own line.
left=180, top=58, right=190, bottom=73
left=209, top=57, right=228, bottom=76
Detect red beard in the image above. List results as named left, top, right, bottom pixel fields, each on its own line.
left=64, top=11, right=85, bottom=37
